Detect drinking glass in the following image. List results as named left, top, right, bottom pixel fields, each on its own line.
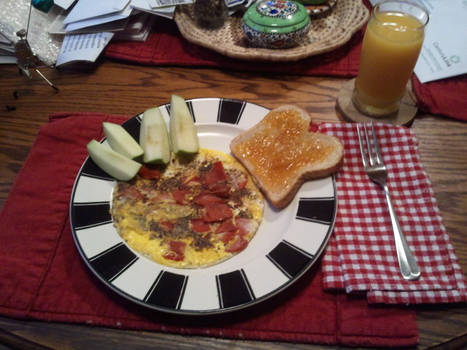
left=352, top=0, right=429, bottom=117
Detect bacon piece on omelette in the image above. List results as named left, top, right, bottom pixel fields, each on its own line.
left=204, top=161, right=227, bottom=185
left=163, top=240, right=186, bottom=261
left=202, top=203, right=233, bottom=222
left=173, top=189, right=189, bottom=204
left=225, top=235, right=248, bottom=253
left=215, top=219, right=237, bottom=234
left=194, top=193, right=224, bottom=206
left=138, top=164, right=162, bottom=180
left=190, top=218, right=211, bottom=233
left=204, top=161, right=231, bottom=197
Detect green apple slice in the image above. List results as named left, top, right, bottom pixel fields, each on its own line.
left=140, top=107, right=171, bottom=164
left=87, top=140, right=142, bottom=181
left=169, top=95, right=199, bottom=155
left=103, top=122, right=143, bottom=160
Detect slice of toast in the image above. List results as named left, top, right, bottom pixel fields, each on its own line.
left=230, top=105, right=343, bottom=209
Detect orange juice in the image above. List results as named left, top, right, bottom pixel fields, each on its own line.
left=353, top=8, right=426, bottom=116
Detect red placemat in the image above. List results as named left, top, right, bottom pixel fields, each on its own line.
left=104, top=14, right=363, bottom=78
left=104, top=2, right=467, bottom=121
left=411, top=75, right=467, bottom=122
left=0, top=112, right=418, bottom=347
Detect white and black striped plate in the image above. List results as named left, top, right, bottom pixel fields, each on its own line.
left=70, top=98, right=337, bottom=315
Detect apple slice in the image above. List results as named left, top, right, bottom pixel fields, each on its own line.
left=169, top=95, right=199, bottom=155
left=140, top=107, right=171, bottom=164
left=87, top=140, right=141, bottom=181
left=103, top=122, right=143, bottom=160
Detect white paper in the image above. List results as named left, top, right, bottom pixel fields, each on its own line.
left=49, top=12, right=129, bottom=34
left=49, top=1, right=156, bottom=36
left=56, top=32, right=114, bottom=66
left=147, top=0, right=193, bottom=8
left=0, top=43, right=15, bottom=53
left=0, top=56, right=17, bottom=64
left=64, top=0, right=130, bottom=24
left=414, top=0, right=467, bottom=83
left=0, top=32, right=12, bottom=44
left=54, top=0, right=77, bottom=10
left=132, top=2, right=176, bottom=19
left=65, top=4, right=133, bottom=32
left=130, top=0, right=153, bottom=10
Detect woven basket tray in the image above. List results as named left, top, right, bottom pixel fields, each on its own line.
left=174, top=0, right=369, bottom=62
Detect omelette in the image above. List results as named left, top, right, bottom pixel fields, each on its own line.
left=111, top=149, right=264, bottom=269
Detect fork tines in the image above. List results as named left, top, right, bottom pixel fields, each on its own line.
left=357, top=123, right=384, bottom=169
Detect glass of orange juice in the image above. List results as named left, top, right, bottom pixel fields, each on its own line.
left=352, top=0, right=429, bottom=117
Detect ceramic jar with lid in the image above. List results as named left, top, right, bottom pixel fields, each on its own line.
left=242, top=0, right=311, bottom=49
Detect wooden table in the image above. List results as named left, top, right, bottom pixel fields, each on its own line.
left=0, top=61, right=466, bottom=349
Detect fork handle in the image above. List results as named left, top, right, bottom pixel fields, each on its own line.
left=383, top=186, right=421, bottom=281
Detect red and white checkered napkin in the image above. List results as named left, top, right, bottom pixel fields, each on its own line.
left=319, top=122, right=467, bottom=304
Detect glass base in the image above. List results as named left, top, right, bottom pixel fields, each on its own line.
left=351, top=89, right=400, bottom=118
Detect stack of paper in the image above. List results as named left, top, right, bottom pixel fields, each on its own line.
left=58, top=0, right=194, bottom=33
left=52, top=0, right=193, bottom=66
left=0, top=30, right=16, bottom=64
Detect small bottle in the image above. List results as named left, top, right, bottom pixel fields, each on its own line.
left=194, top=0, right=228, bottom=29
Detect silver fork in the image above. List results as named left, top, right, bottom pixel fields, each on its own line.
left=357, top=123, right=421, bottom=281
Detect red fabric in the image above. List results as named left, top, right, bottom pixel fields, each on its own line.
left=321, top=123, right=467, bottom=304
left=0, top=112, right=418, bottom=347
left=104, top=16, right=363, bottom=77
left=411, top=75, right=467, bottom=121
left=104, top=1, right=467, bottom=121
